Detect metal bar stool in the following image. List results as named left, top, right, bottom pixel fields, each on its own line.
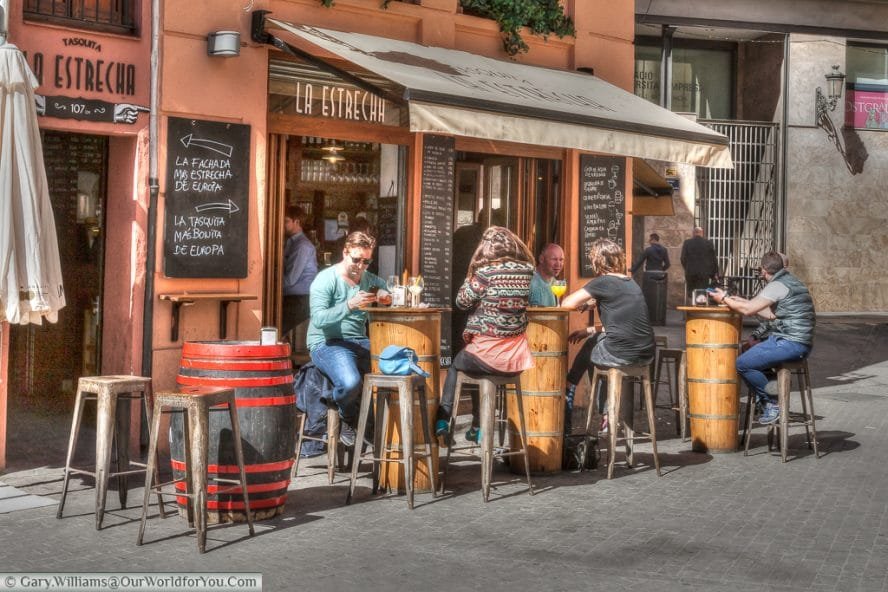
left=441, top=373, right=533, bottom=501
left=583, top=364, right=661, bottom=479
left=138, top=386, right=254, bottom=553
left=292, top=407, right=347, bottom=485
left=653, top=348, right=687, bottom=438
left=346, top=374, right=435, bottom=509
left=743, top=359, right=819, bottom=462
left=57, top=375, right=156, bottom=529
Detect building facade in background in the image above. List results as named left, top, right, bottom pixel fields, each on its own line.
left=632, top=0, right=888, bottom=312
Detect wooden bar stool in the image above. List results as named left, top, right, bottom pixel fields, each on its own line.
left=743, top=359, right=820, bottom=462
left=583, top=364, right=661, bottom=479
left=292, top=407, right=347, bottom=485
left=346, top=374, right=435, bottom=508
left=138, top=386, right=254, bottom=553
left=57, top=375, right=155, bottom=529
left=440, top=373, right=533, bottom=501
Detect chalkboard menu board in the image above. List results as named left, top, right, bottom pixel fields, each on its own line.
left=163, top=117, right=251, bottom=278
left=376, top=196, right=398, bottom=247
left=419, top=135, right=455, bottom=365
left=578, top=155, right=626, bottom=277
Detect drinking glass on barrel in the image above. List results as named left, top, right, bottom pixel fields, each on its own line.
left=550, top=280, right=567, bottom=306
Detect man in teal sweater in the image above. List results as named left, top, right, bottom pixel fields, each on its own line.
left=529, top=243, right=564, bottom=306
left=307, top=231, right=386, bottom=446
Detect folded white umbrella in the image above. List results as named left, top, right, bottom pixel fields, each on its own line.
left=0, top=42, right=65, bottom=324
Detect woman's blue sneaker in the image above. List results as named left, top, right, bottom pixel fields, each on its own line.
left=465, top=426, right=481, bottom=443
left=435, top=419, right=450, bottom=436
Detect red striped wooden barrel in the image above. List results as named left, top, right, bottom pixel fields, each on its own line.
left=170, top=341, right=295, bottom=523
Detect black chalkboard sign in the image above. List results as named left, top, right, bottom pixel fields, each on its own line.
left=163, top=117, right=250, bottom=278
left=578, top=155, right=626, bottom=277
left=419, top=135, right=455, bottom=365
left=377, top=196, right=398, bottom=247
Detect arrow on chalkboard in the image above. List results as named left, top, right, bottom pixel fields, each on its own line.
left=195, top=199, right=240, bottom=214
left=180, top=134, right=234, bottom=157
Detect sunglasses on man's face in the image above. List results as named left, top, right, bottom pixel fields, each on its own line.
left=349, top=255, right=373, bottom=266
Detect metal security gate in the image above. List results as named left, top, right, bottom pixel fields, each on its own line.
left=696, top=120, right=779, bottom=298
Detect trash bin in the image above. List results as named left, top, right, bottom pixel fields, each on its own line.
left=642, top=271, right=668, bottom=326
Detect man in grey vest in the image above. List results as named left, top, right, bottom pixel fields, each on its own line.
left=710, top=252, right=815, bottom=424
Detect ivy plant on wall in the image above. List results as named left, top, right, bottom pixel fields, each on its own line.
left=318, top=0, right=575, bottom=56
left=459, top=0, right=575, bottom=55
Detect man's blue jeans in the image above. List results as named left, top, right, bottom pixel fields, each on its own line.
left=735, top=335, right=811, bottom=404
left=310, top=338, right=370, bottom=423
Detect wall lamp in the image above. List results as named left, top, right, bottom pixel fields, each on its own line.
left=814, top=65, right=851, bottom=172
left=207, top=31, right=241, bottom=57
left=815, top=65, right=846, bottom=120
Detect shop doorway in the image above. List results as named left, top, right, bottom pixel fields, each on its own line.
left=9, top=132, right=107, bottom=412
left=264, top=134, right=405, bottom=356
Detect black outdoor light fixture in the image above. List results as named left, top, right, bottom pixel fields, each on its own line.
left=815, top=64, right=846, bottom=119
left=814, top=64, right=853, bottom=172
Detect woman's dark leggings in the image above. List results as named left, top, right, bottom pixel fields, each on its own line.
left=438, top=349, right=520, bottom=428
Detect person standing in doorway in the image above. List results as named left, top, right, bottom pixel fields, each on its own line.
left=680, top=226, right=719, bottom=297
left=529, top=243, right=564, bottom=306
left=282, top=205, right=318, bottom=336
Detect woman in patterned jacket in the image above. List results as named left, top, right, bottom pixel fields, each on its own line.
left=436, top=226, right=536, bottom=442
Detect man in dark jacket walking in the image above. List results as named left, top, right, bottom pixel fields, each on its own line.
left=680, top=226, right=719, bottom=297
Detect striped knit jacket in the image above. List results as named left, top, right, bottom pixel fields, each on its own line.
left=456, top=261, right=535, bottom=342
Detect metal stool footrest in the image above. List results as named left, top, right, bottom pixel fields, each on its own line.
left=440, top=373, right=533, bottom=501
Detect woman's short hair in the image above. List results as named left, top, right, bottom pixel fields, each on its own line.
left=761, top=251, right=785, bottom=274
left=587, top=238, right=626, bottom=276
left=344, top=231, right=376, bottom=251
left=467, top=226, right=534, bottom=277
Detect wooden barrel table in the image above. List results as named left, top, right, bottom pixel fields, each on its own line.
left=678, top=306, right=742, bottom=453
left=507, top=308, right=569, bottom=474
left=171, top=341, right=296, bottom=523
left=365, top=307, right=445, bottom=493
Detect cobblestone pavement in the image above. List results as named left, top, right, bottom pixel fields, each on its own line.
left=2, top=314, right=887, bottom=592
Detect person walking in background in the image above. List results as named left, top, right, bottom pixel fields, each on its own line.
left=632, top=232, right=671, bottom=325
left=436, top=227, right=536, bottom=442
left=630, top=233, right=670, bottom=274
left=680, top=226, right=719, bottom=297
left=529, top=243, right=564, bottom=306
left=709, top=251, right=815, bottom=424
left=282, top=205, right=318, bottom=336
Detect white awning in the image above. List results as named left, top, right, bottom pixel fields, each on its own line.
left=265, top=18, right=733, bottom=169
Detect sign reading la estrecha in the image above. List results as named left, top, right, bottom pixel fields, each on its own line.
left=23, top=36, right=145, bottom=124
left=24, top=37, right=137, bottom=97
left=287, top=81, right=387, bottom=123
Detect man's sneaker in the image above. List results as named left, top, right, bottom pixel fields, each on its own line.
left=759, top=402, right=780, bottom=425
left=435, top=419, right=450, bottom=436
left=465, top=426, right=481, bottom=443
left=764, top=380, right=780, bottom=397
